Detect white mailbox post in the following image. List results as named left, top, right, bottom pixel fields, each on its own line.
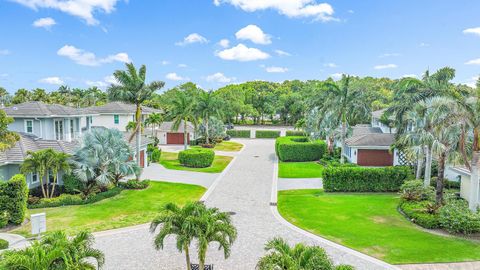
left=31, top=213, right=46, bottom=235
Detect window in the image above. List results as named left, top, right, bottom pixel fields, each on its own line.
left=25, top=120, right=33, bottom=133
left=114, top=115, right=119, bottom=124
left=31, top=172, right=38, bottom=183
left=55, top=120, right=64, bottom=140
left=48, top=170, right=55, bottom=183
left=70, top=119, right=75, bottom=136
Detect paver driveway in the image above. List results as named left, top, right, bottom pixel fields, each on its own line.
left=93, top=139, right=395, bottom=270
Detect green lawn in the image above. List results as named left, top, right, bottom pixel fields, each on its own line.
left=160, top=152, right=232, bottom=173
left=278, top=189, right=480, bottom=264
left=11, top=182, right=205, bottom=236
left=278, top=161, right=323, bottom=178
left=192, top=141, right=243, bottom=152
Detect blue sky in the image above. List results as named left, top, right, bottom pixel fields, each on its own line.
left=0, top=0, right=479, bottom=93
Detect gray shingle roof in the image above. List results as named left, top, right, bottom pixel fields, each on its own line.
left=157, top=121, right=194, bottom=133
left=3, top=101, right=94, bottom=117
left=351, top=125, right=383, bottom=136
left=90, top=102, right=162, bottom=115
left=345, top=133, right=394, bottom=147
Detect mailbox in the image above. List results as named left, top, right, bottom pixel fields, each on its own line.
left=31, top=213, right=46, bottom=235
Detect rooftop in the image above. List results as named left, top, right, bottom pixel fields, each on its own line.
left=3, top=101, right=96, bottom=117
left=90, top=102, right=162, bottom=115
left=345, top=133, right=395, bottom=147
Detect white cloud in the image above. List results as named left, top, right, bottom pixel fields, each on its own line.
left=235, top=24, right=271, bottom=45
left=275, top=49, right=291, bottom=56
left=216, top=44, right=270, bottom=61
left=465, top=58, right=480, bottom=65
left=175, top=33, right=208, bottom=46
left=330, top=73, right=343, bottom=80
left=85, top=80, right=108, bottom=88
left=12, top=0, right=121, bottom=25
left=347, top=9, right=354, bottom=14
left=57, top=45, right=130, bottom=66
left=379, top=52, right=400, bottom=58
left=0, top=49, right=10, bottom=55
left=214, top=0, right=336, bottom=22
left=374, top=64, right=397, bottom=70
left=324, top=62, right=337, bottom=68
left=218, top=39, right=230, bottom=48
left=39, top=76, right=64, bottom=85
left=265, top=66, right=288, bottom=73
left=104, top=75, right=118, bottom=85
left=402, top=74, right=417, bottom=78
left=178, top=64, right=188, bottom=68
left=161, top=60, right=170, bottom=65
left=166, top=72, right=188, bottom=81
left=419, top=42, right=430, bottom=47
left=463, top=27, right=480, bottom=37
left=466, top=76, right=479, bottom=88
left=206, top=72, right=236, bottom=83
left=32, top=17, right=56, bottom=29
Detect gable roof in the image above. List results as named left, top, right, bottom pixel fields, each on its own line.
left=90, top=102, right=161, bottom=115
left=3, top=101, right=95, bottom=117
left=345, top=133, right=394, bottom=147
left=157, top=121, right=194, bottom=133
left=351, top=125, right=383, bottom=136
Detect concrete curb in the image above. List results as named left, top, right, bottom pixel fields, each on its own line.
left=269, top=157, right=399, bottom=270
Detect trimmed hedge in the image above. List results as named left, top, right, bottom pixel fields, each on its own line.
left=255, top=130, right=281, bottom=138
left=0, top=174, right=28, bottom=225
left=0, top=239, right=8, bottom=250
left=275, top=136, right=327, bottom=162
left=323, top=166, right=412, bottom=192
left=226, top=130, right=251, bottom=138
left=29, top=187, right=123, bottom=209
left=151, top=148, right=162, bottom=163
left=178, top=148, right=215, bottom=168
left=285, top=130, right=307, bottom=136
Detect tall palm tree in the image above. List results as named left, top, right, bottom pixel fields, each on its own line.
left=169, top=91, right=197, bottom=150
left=108, top=63, right=165, bottom=167
left=21, top=150, right=49, bottom=198
left=150, top=202, right=202, bottom=270
left=12, top=88, right=31, bottom=104
left=48, top=151, right=71, bottom=198
left=145, top=112, right=164, bottom=138
left=196, top=91, right=222, bottom=144
left=195, top=205, right=237, bottom=270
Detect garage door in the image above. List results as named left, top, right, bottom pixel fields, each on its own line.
left=167, top=132, right=189, bottom=144
left=357, top=149, right=393, bottom=166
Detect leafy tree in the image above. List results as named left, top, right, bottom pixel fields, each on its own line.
left=0, top=87, right=11, bottom=107
left=0, top=110, right=19, bottom=151
left=31, top=88, right=49, bottom=103
left=12, top=88, right=31, bottom=104
left=196, top=90, right=223, bottom=144
left=199, top=116, right=225, bottom=141
left=168, top=90, right=197, bottom=150
left=108, top=63, right=165, bottom=168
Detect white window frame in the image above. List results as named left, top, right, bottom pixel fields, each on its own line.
left=24, top=119, right=34, bottom=134
left=55, top=119, right=64, bottom=140
left=31, top=172, right=38, bottom=183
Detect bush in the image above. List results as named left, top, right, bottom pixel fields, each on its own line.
left=226, top=130, right=251, bottom=138
left=119, top=179, right=150, bottom=190
left=29, top=187, right=123, bottom=209
left=0, top=239, right=8, bottom=250
left=285, top=130, right=306, bottom=136
left=335, top=265, right=355, bottom=270
left=151, top=148, right=162, bottom=163
left=439, top=199, right=480, bottom=234
left=63, top=174, right=84, bottom=194
left=178, top=148, right=215, bottom=168
left=0, top=211, right=9, bottom=229
left=0, top=174, right=28, bottom=225
left=399, top=200, right=441, bottom=229
left=275, top=136, right=327, bottom=162
left=323, top=166, right=412, bottom=192
left=255, top=130, right=281, bottom=138
left=429, top=177, right=461, bottom=190
left=400, top=180, right=434, bottom=201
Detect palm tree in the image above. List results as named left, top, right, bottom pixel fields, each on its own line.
left=108, top=63, right=165, bottom=167
left=12, top=88, right=31, bottom=104
left=196, top=91, right=222, bottom=144
left=21, top=149, right=49, bottom=198
left=0, top=110, right=20, bottom=151
left=169, top=91, right=197, bottom=150
left=145, top=112, right=163, bottom=138
left=48, top=151, right=71, bottom=198
left=256, top=238, right=348, bottom=270
left=0, top=87, right=12, bottom=107
left=150, top=202, right=202, bottom=270
left=195, top=205, right=237, bottom=270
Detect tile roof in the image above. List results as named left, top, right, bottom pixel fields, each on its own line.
left=90, top=102, right=162, bottom=115
left=3, top=101, right=94, bottom=117
left=345, top=133, right=395, bottom=147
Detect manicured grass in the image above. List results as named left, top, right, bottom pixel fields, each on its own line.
left=160, top=152, right=232, bottom=173
left=278, top=190, right=480, bottom=264
left=192, top=141, right=243, bottom=152
left=278, top=161, right=323, bottom=178
left=11, top=182, right=205, bottom=236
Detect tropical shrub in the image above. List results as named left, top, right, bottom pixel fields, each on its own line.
left=323, top=166, right=411, bottom=192
left=275, top=136, right=327, bottom=162
left=119, top=179, right=150, bottom=190
left=399, top=180, right=434, bottom=201
left=439, top=199, right=480, bottom=234
left=0, top=239, right=8, bottom=250
left=62, top=174, right=84, bottom=194
left=29, top=187, right=123, bottom=209
left=178, top=148, right=215, bottom=168
left=151, top=148, right=162, bottom=163
left=399, top=200, right=441, bottom=229
left=226, top=129, right=250, bottom=138
left=198, top=116, right=226, bottom=141
left=285, top=130, right=307, bottom=136
left=256, top=130, right=281, bottom=138
left=0, top=174, right=28, bottom=225
left=0, top=211, right=8, bottom=228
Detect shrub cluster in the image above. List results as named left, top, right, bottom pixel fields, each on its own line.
left=63, top=174, right=84, bottom=194
left=29, top=187, right=123, bottom=209
left=0, top=211, right=8, bottom=228
left=0, top=174, right=28, bottom=225
left=276, top=136, right=327, bottom=162
left=399, top=200, right=441, bottom=229
left=119, top=179, right=150, bottom=190
left=439, top=199, right=480, bottom=234
left=0, top=239, right=8, bottom=250
left=178, top=148, right=215, bottom=168
left=323, top=166, right=411, bottom=192
left=226, top=130, right=251, bottom=138
left=150, top=148, right=162, bottom=163
left=285, top=130, right=307, bottom=136
left=399, top=180, right=434, bottom=201
left=255, top=130, right=281, bottom=138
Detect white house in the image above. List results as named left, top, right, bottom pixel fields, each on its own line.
left=154, top=121, right=195, bottom=145
left=89, top=102, right=161, bottom=131
left=450, top=167, right=479, bottom=210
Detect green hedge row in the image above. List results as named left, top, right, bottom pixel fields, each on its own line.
left=256, top=130, right=281, bottom=138
left=226, top=130, right=251, bottom=138
left=29, top=187, right=123, bottom=209
left=179, top=148, right=215, bottom=168
left=285, top=130, right=307, bottom=136
left=275, top=136, right=327, bottom=162
left=323, top=166, right=412, bottom=192
left=0, top=174, right=28, bottom=225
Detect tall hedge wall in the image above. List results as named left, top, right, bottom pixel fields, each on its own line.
left=323, top=166, right=412, bottom=192
left=285, top=130, right=307, bottom=136
left=226, top=130, right=251, bottom=138
left=275, top=136, right=327, bottom=162
left=256, top=130, right=281, bottom=138
left=0, top=174, right=28, bottom=224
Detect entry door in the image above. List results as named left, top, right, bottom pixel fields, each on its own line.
left=54, top=120, right=64, bottom=140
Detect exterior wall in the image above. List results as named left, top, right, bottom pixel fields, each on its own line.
left=0, top=164, right=20, bottom=182
left=371, top=117, right=397, bottom=134
left=460, top=174, right=471, bottom=203
left=92, top=114, right=134, bottom=131
left=157, top=131, right=167, bottom=144
left=445, top=164, right=462, bottom=181
left=8, top=117, right=83, bottom=141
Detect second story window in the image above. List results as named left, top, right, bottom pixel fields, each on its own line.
left=114, top=115, right=119, bottom=124
left=25, top=120, right=33, bottom=133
